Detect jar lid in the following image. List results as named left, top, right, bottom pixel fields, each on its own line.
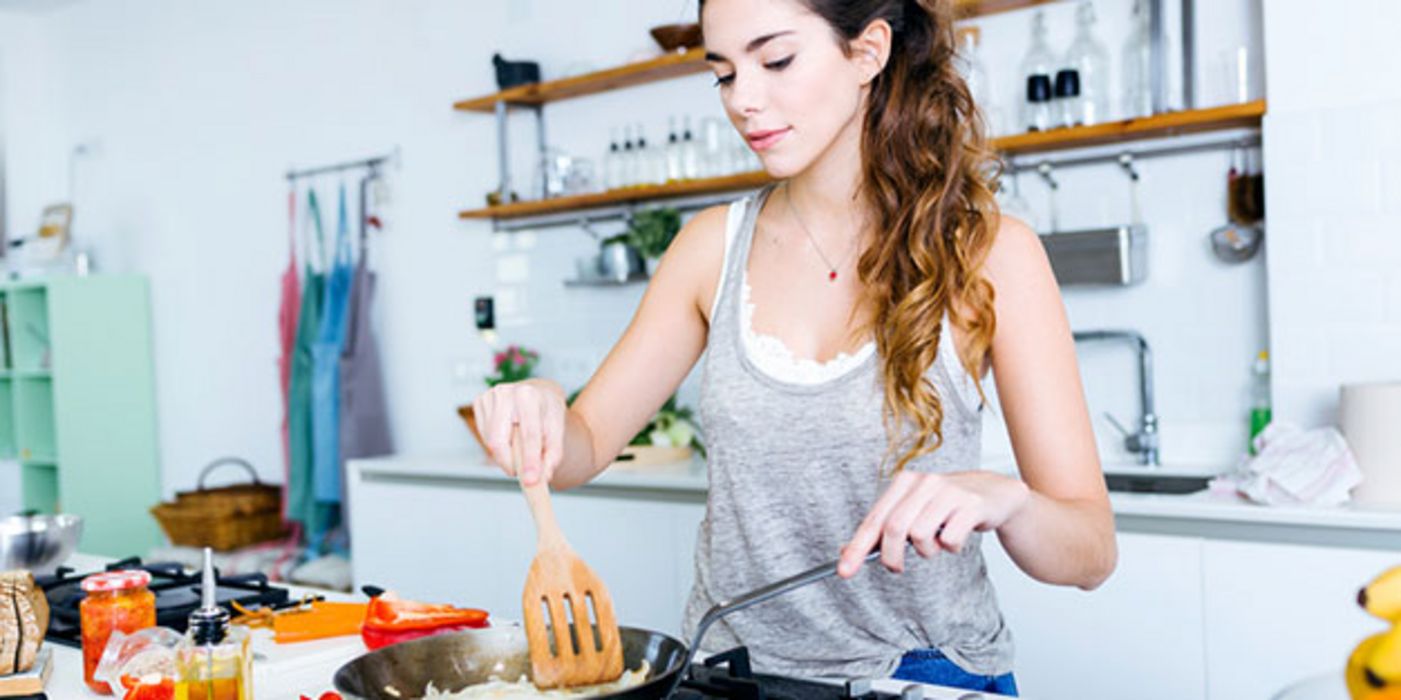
left=81, top=569, right=152, bottom=593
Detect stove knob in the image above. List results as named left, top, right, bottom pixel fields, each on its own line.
left=844, top=678, right=872, bottom=698
left=900, top=684, right=925, bottom=700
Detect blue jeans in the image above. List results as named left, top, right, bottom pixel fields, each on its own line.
left=892, top=649, right=1019, bottom=696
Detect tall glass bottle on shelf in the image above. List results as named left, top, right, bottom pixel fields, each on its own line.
left=1062, top=0, right=1110, bottom=126
left=955, top=26, right=1001, bottom=136
left=619, top=124, right=636, bottom=188
left=680, top=115, right=701, bottom=180
left=665, top=116, right=683, bottom=183
left=1122, top=0, right=1156, bottom=119
left=1019, top=10, right=1057, bottom=133
left=636, top=123, right=663, bottom=186
left=603, top=127, right=622, bottom=191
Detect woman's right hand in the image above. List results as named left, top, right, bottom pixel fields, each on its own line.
left=470, top=379, right=567, bottom=487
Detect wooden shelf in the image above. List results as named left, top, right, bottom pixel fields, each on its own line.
left=455, top=48, right=710, bottom=113
left=953, top=0, right=1060, bottom=18
left=459, top=171, right=773, bottom=221
left=993, top=101, right=1267, bottom=156
left=459, top=103, right=1264, bottom=222
left=453, top=1, right=1063, bottom=113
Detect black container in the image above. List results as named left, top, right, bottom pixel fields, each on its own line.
left=492, top=53, right=540, bottom=90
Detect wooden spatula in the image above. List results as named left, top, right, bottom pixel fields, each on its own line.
left=515, top=433, right=624, bottom=689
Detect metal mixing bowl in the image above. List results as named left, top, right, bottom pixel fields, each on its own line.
left=0, top=512, right=82, bottom=574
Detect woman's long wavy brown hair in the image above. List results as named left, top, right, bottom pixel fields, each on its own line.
left=705, top=0, right=1002, bottom=473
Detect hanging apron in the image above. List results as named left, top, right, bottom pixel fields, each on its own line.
left=310, top=183, right=355, bottom=541
left=286, top=189, right=327, bottom=532
left=278, top=186, right=302, bottom=516
left=337, top=175, right=394, bottom=544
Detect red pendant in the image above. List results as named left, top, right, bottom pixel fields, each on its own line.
left=829, top=270, right=838, bottom=281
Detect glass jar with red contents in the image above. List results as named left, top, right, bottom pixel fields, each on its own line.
left=80, top=570, right=157, bottom=694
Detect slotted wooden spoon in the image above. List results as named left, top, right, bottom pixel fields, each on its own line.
left=515, top=432, right=624, bottom=689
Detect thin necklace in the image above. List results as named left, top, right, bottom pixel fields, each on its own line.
left=785, top=183, right=859, bottom=282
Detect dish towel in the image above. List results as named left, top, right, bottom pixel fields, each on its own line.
left=1211, top=422, right=1363, bottom=506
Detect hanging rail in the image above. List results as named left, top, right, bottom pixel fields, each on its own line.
left=1003, top=132, right=1261, bottom=176
left=286, top=147, right=400, bottom=182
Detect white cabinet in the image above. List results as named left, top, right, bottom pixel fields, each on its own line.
left=1201, top=541, right=1396, bottom=700
left=349, top=467, right=706, bottom=636
left=984, top=532, right=1207, bottom=700
left=987, top=534, right=1400, bottom=700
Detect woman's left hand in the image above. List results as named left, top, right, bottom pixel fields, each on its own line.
left=837, top=470, right=1031, bottom=579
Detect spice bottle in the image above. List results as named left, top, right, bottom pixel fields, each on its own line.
left=175, top=548, right=251, bottom=700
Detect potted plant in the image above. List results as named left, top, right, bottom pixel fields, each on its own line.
left=624, top=207, right=681, bottom=276
left=484, top=344, right=540, bottom=387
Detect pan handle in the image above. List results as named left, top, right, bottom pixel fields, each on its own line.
left=667, top=546, right=896, bottom=696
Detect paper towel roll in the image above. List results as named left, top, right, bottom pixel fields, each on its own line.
left=1339, top=381, right=1401, bottom=506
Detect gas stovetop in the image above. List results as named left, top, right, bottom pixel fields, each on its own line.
left=675, top=648, right=927, bottom=700
left=35, top=555, right=290, bottom=648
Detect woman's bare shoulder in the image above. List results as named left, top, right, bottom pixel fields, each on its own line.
left=982, top=214, right=1043, bottom=284
left=663, top=203, right=732, bottom=322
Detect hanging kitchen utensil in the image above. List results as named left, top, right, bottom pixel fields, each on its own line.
left=1210, top=146, right=1264, bottom=263
left=516, top=430, right=625, bottom=689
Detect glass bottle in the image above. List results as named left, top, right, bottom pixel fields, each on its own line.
left=1054, top=68, right=1083, bottom=128
left=603, top=127, right=621, bottom=191
left=1249, top=351, right=1272, bottom=455
left=1122, top=0, right=1155, bottom=119
left=1018, top=10, right=1057, bottom=133
left=619, top=124, right=636, bottom=188
left=176, top=549, right=252, bottom=700
left=635, top=123, right=656, bottom=186
left=664, top=115, right=683, bottom=183
left=1063, top=0, right=1110, bottom=125
left=680, top=115, right=701, bottom=180
left=80, top=570, right=156, bottom=694
left=956, top=26, right=1000, bottom=136
left=1024, top=74, right=1054, bottom=132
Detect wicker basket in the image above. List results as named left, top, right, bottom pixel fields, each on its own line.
left=150, top=457, right=288, bottom=551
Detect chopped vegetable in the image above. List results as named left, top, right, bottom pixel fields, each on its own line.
left=360, top=592, right=488, bottom=650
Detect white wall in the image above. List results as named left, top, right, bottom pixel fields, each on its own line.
left=0, top=0, right=1279, bottom=504
left=0, top=9, right=54, bottom=514
left=1261, top=0, right=1401, bottom=428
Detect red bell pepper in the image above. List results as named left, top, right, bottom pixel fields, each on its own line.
left=119, top=675, right=175, bottom=700
left=360, top=592, right=489, bottom=650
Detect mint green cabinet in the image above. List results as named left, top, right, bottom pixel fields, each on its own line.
left=8, top=276, right=161, bottom=556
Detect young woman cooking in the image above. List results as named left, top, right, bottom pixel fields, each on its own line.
left=471, top=0, right=1116, bottom=693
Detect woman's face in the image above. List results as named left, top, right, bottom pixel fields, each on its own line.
left=701, top=0, right=872, bottom=179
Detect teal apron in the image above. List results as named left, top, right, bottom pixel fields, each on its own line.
left=286, top=189, right=327, bottom=534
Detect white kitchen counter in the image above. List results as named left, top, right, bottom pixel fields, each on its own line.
left=352, top=451, right=1401, bottom=543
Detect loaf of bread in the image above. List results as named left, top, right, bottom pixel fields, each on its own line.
left=0, top=570, right=48, bottom=675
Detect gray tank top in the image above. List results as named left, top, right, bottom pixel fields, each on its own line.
left=681, top=184, right=1014, bottom=679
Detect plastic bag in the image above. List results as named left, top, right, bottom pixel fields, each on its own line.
left=94, top=627, right=182, bottom=700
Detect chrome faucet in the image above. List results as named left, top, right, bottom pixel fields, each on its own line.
left=1072, top=330, right=1159, bottom=467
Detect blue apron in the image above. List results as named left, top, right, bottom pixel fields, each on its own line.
left=310, top=184, right=354, bottom=543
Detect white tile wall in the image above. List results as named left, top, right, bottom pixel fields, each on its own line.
left=1262, top=0, right=1401, bottom=427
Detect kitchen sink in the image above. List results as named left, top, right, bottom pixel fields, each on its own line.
left=1103, top=468, right=1215, bottom=495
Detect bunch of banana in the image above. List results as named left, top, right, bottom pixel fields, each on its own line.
left=1349, top=566, right=1401, bottom=699
left=0, top=570, right=49, bottom=675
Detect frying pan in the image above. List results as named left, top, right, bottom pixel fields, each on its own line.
left=333, top=550, right=884, bottom=699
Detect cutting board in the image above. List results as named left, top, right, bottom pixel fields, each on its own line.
left=0, top=646, right=51, bottom=697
